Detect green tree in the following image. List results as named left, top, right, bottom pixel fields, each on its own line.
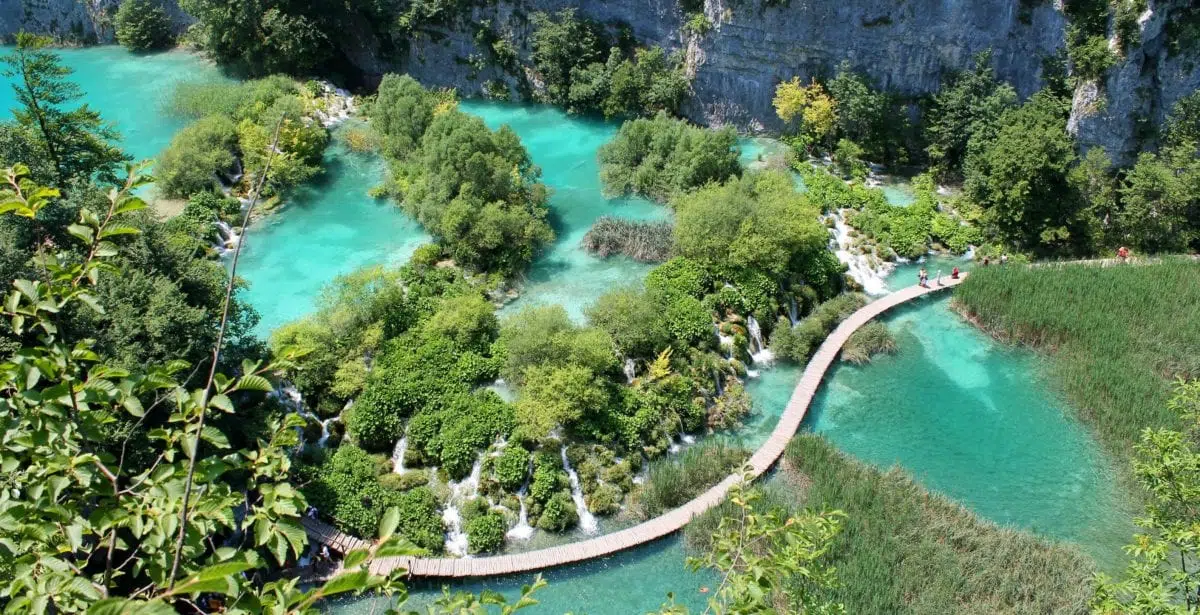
left=1092, top=380, right=1200, bottom=614
left=115, top=0, right=176, bottom=52
left=529, top=9, right=608, bottom=107
left=773, top=78, right=837, bottom=151
left=156, top=114, right=238, bottom=198
left=964, top=91, right=1087, bottom=255
left=924, top=51, right=1018, bottom=180
left=371, top=74, right=441, bottom=159
left=515, top=364, right=612, bottom=439
left=1114, top=145, right=1199, bottom=254
left=1, top=34, right=128, bottom=186
left=598, top=113, right=740, bottom=202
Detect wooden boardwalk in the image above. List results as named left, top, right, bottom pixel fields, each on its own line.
left=303, top=277, right=967, bottom=578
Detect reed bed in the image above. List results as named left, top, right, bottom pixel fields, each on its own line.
left=635, top=442, right=746, bottom=518
left=580, top=216, right=674, bottom=263
left=954, top=258, right=1200, bottom=451
left=840, top=321, right=898, bottom=364
left=684, top=435, right=1094, bottom=614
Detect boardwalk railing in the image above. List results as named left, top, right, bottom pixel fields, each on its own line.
left=302, top=277, right=967, bottom=578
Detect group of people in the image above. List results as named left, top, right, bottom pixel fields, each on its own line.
left=918, top=265, right=961, bottom=288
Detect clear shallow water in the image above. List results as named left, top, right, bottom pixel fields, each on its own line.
left=326, top=536, right=714, bottom=614
left=0, top=46, right=229, bottom=164
left=237, top=129, right=430, bottom=334
left=461, top=101, right=669, bottom=322
left=806, top=290, right=1134, bottom=569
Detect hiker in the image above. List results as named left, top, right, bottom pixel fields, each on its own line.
left=951, top=266, right=960, bottom=280
left=935, top=269, right=943, bottom=286
left=982, top=256, right=990, bottom=266
left=1000, top=253, right=1008, bottom=265
left=918, top=267, right=928, bottom=287
left=1118, top=246, right=1130, bottom=262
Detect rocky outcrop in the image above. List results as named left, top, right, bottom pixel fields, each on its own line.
left=1069, top=0, right=1200, bottom=164
left=3, top=0, right=1197, bottom=161
left=0, top=0, right=189, bottom=44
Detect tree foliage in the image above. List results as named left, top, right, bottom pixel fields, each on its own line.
left=924, top=51, right=1017, bottom=181
left=115, top=0, right=176, bottom=52
left=598, top=113, right=740, bottom=202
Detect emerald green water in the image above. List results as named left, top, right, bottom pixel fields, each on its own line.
left=0, top=46, right=228, bottom=164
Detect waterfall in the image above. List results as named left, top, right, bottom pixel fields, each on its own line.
left=962, top=245, right=976, bottom=260
left=214, top=221, right=241, bottom=255
left=789, top=296, right=799, bottom=326
left=746, top=316, right=775, bottom=365
left=391, top=436, right=408, bottom=474
left=711, top=367, right=724, bottom=397
left=506, top=458, right=535, bottom=540
left=827, top=210, right=891, bottom=295
left=623, top=358, right=636, bottom=383
left=442, top=455, right=485, bottom=556
left=560, top=447, right=598, bottom=534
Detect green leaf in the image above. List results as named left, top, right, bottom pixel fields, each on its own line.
left=200, top=425, right=230, bottom=449
left=317, top=570, right=370, bottom=598
left=236, top=374, right=273, bottom=392
left=343, top=548, right=368, bottom=570
left=379, top=506, right=400, bottom=541
left=209, top=394, right=234, bottom=413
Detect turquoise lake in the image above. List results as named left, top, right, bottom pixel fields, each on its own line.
left=0, top=46, right=1133, bottom=613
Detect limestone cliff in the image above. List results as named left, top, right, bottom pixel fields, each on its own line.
left=2, top=0, right=1197, bottom=163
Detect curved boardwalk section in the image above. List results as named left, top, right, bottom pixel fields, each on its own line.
left=303, top=277, right=967, bottom=578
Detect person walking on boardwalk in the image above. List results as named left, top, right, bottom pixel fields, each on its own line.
left=918, top=267, right=928, bottom=287
left=1118, top=246, right=1130, bottom=262
left=951, top=266, right=960, bottom=280
left=935, top=269, right=943, bottom=286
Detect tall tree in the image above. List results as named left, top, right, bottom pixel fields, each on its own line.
left=1, top=34, right=128, bottom=186
left=924, top=51, right=1017, bottom=180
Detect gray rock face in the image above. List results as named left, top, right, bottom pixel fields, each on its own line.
left=3, top=0, right=1197, bottom=162
left=0, top=0, right=189, bottom=43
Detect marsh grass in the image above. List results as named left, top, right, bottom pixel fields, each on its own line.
left=580, top=216, right=674, bottom=263
left=635, top=442, right=746, bottom=518
left=954, top=259, right=1200, bottom=452
left=840, top=320, right=897, bottom=364
left=685, top=435, right=1094, bottom=614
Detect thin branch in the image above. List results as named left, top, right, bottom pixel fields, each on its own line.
left=168, top=116, right=285, bottom=588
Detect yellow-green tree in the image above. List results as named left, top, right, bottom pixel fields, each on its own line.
left=773, top=78, right=837, bottom=152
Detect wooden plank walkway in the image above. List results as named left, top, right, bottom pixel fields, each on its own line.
left=302, top=277, right=968, bottom=578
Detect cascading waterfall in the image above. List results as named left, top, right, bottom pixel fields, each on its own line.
left=828, top=210, right=891, bottom=295
left=214, top=221, right=241, bottom=255
left=746, top=316, right=775, bottom=365
left=962, top=245, right=976, bottom=261
left=623, top=358, right=636, bottom=383
left=711, top=366, right=724, bottom=397
left=506, top=458, right=536, bottom=540
left=560, top=447, right=598, bottom=534
left=391, top=436, right=408, bottom=474
left=443, top=456, right=484, bottom=556
left=789, top=296, right=799, bottom=326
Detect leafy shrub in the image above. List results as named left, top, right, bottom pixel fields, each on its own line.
left=598, top=113, right=740, bottom=202
left=586, top=286, right=672, bottom=360
left=494, top=445, right=531, bottom=491
left=297, top=444, right=404, bottom=538
left=707, top=383, right=752, bottom=430
left=645, top=257, right=711, bottom=301
left=466, top=512, right=507, bottom=553
left=771, top=293, right=868, bottom=363
left=664, top=295, right=713, bottom=349
left=529, top=452, right=564, bottom=504
left=567, top=46, right=690, bottom=118
left=392, top=486, right=445, bottom=552
left=115, top=0, right=175, bottom=52
left=156, top=115, right=237, bottom=198
left=378, top=470, right=429, bottom=491
left=496, top=305, right=621, bottom=383
left=580, top=216, right=674, bottom=262
left=536, top=491, right=579, bottom=531
left=587, top=482, right=624, bottom=515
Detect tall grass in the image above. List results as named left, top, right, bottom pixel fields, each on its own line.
left=954, top=259, right=1200, bottom=452
left=635, top=443, right=747, bottom=518
left=580, top=216, right=674, bottom=263
left=840, top=320, right=897, bottom=364
left=686, top=435, right=1092, bottom=614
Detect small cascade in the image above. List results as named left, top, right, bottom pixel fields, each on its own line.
left=214, top=221, right=241, bottom=255
left=506, top=458, right=536, bottom=541
left=391, top=436, right=408, bottom=474
left=746, top=316, right=775, bottom=365
left=316, top=417, right=334, bottom=448
left=560, top=447, right=598, bottom=534
left=828, top=210, right=891, bottom=295
left=442, top=456, right=485, bottom=556
left=789, top=296, right=799, bottom=326
left=711, top=367, right=724, bottom=396
left=623, top=358, right=636, bottom=383
left=962, top=245, right=976, bottom=261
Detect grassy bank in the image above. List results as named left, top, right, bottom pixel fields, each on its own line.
left=688, top=434, right=1095, bottom=614
left=953, top=259, right=1200, bottom=452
